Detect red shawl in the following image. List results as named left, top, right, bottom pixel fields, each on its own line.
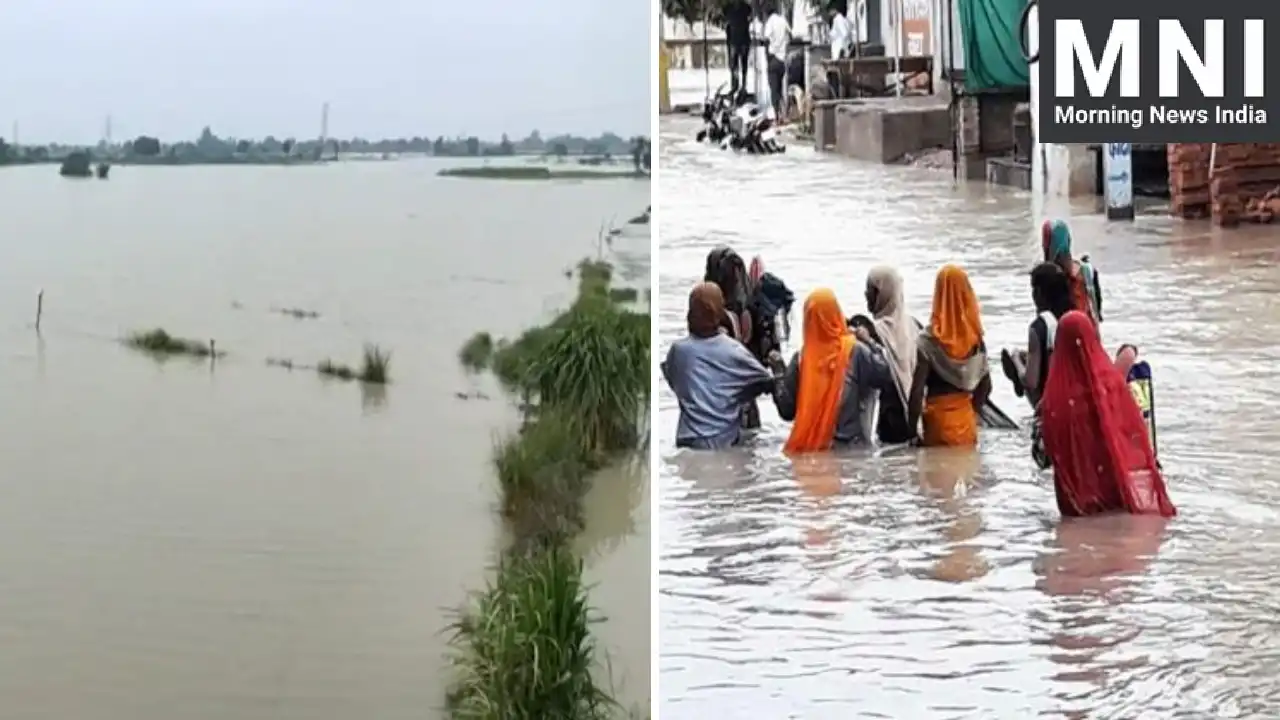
left=1040, top=312, right=1176, bottom=517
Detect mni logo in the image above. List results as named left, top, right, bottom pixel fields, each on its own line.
left=1037, top=0, right=1277, bottom=142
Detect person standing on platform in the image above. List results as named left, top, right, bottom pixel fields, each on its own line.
left=724, top=0, right=753, bottom=98
left=762, top=1, right=792, bottom=119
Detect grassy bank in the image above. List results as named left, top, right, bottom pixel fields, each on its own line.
left=447, top=253, right=650, bottom=718
left=438, top=166, right=648, bottom=181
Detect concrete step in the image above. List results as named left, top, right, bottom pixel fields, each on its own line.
left=987, top=156, right=1031, bottom=191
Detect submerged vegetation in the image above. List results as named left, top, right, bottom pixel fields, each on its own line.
left=124, top=328, right=220, bottom=358
left=447, top=249, right=650, bottom=717
left=459, top=331, right=495, bottom=372
left=438, top=166, right=649, bottom=181
left=317, top=344, right=391, bottom=384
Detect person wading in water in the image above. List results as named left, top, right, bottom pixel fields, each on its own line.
left=705, top=246, right=763, bottom=428
left=771, top=288, right=893, bottom=452
left=1039, top=311, right=1175, bottom=517
left=1043, top=220, right=1102, bottom=325
left=1003, top=262, right=1074, bottom=408
left=908, top=265, right=993, bottom=447
left=861, top=265, right=918, bottom=444
left=662, top=283, right=776, bottom=449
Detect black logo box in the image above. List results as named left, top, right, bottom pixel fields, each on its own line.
left=1037, top=0, right=1278, bottom=142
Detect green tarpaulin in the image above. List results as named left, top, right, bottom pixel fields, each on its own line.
left=957, top=0, right=1030, bottom=91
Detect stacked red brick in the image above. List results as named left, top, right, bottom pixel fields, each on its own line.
left=1168, top=143, right=1280, bottom=225
left=1210, top=144, right=1280, bottom=225
left=1167, top=143, right=1211, bottom=218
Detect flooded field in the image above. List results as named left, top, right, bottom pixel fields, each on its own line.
left=0, top=159, right=649, bottom=719
left=657, top=116, right=1280, bottom=718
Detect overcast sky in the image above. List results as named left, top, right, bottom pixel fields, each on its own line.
left=0, top=0, right=650, bottom=144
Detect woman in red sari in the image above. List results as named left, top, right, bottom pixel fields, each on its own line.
left=1039, top=311, right=1176, bottom=517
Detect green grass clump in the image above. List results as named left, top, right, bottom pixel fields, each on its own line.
left=359, top=344, right=391, bottom=384
left=317, top=345, right=390, bottom=383
left=317, top=358, right=356, bottom=380
left=529, top=305, right=650, bottom=455
left=446, top=545, right=617, bottom=720
left=576, top=259, right=613, bottom=298
left=124, top=328, right=218, bottom=357
left=490, top=326, right=559, bottom=393
left=459, top=332, right=495, bottom=372
left=493, top=414, right=598, bottom=544
left=607, top=287, right=639, bottom=304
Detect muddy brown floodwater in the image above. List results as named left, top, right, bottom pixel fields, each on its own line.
left=0, top=159, right=649, bottom=719
left=658, top=116, right=1280, bottom=718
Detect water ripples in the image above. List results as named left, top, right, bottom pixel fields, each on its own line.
left=658, top=117, right=1280, bottom=718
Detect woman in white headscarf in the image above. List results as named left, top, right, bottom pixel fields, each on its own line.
left=864, top=265, right=918, bottom=443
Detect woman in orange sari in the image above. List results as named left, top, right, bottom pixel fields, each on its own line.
left=773, top=288, right=893, bottom=453
left=907, top=265, right=992, bottom=446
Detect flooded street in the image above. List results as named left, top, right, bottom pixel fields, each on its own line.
left=0, top=160, right=649, bottom=719
left=658, top=116, right=1280, bottom=718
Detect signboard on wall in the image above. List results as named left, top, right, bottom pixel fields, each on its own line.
left=900, top=0, right=932, bottom=88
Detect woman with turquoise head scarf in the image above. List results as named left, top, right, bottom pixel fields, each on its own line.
left=1041, top=219, right=1102, bottom=324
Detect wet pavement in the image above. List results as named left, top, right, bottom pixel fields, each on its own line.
left=657, top=116, right=1280, bottom=718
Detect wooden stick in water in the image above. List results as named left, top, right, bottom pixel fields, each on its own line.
left=35, top=289, right=43, bottom=332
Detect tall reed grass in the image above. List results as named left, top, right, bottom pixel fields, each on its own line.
left=446, top=545, right=617, bottom=719
left=448, top=252, right=649, bottom=718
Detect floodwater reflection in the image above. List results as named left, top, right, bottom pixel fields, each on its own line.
left=0, top=161, right=650, bottom=719
left=658, top=116, right=1280, bottom=718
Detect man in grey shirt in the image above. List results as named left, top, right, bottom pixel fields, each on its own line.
left=663, top=283, right=777, bottom=449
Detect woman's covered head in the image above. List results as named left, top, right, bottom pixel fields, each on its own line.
left=1042, top=219, right=1073, bottom=264
left=866, top=265, right=904, bottom=317
left=704, top=246, right=750, bottom=311
left=687, top=282, right=726, bottom=338
left=803, top=288, right=847, bottom=346
left=930, top=264, right=983, bottom=355
left=1049, top=310, right=1107, bottom=377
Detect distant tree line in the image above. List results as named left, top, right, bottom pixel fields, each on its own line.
left=0, top=128, right=651, bottom=166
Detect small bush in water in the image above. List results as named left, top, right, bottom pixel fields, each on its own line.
left=317, top=358, right=356, bottom=380
left=359, top=344, right=391, bottom=384
left=124, top=328, right=218, bottom=357
left=447, top=544, right=617, bottom=720
left=459, top=332, right=495, bottom=371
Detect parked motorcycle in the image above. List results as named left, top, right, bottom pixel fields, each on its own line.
left=695, top=84, right=737, bottom=146
left=694, top=84, right=785, bottom=155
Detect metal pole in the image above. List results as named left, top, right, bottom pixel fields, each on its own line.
left=893, top=0, right=903, bottom=96
left=703, top=5, right=711, bottom=101
left=946, top=0, right=957, bottom=181
left=753, top=1, right=762, bottom=99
